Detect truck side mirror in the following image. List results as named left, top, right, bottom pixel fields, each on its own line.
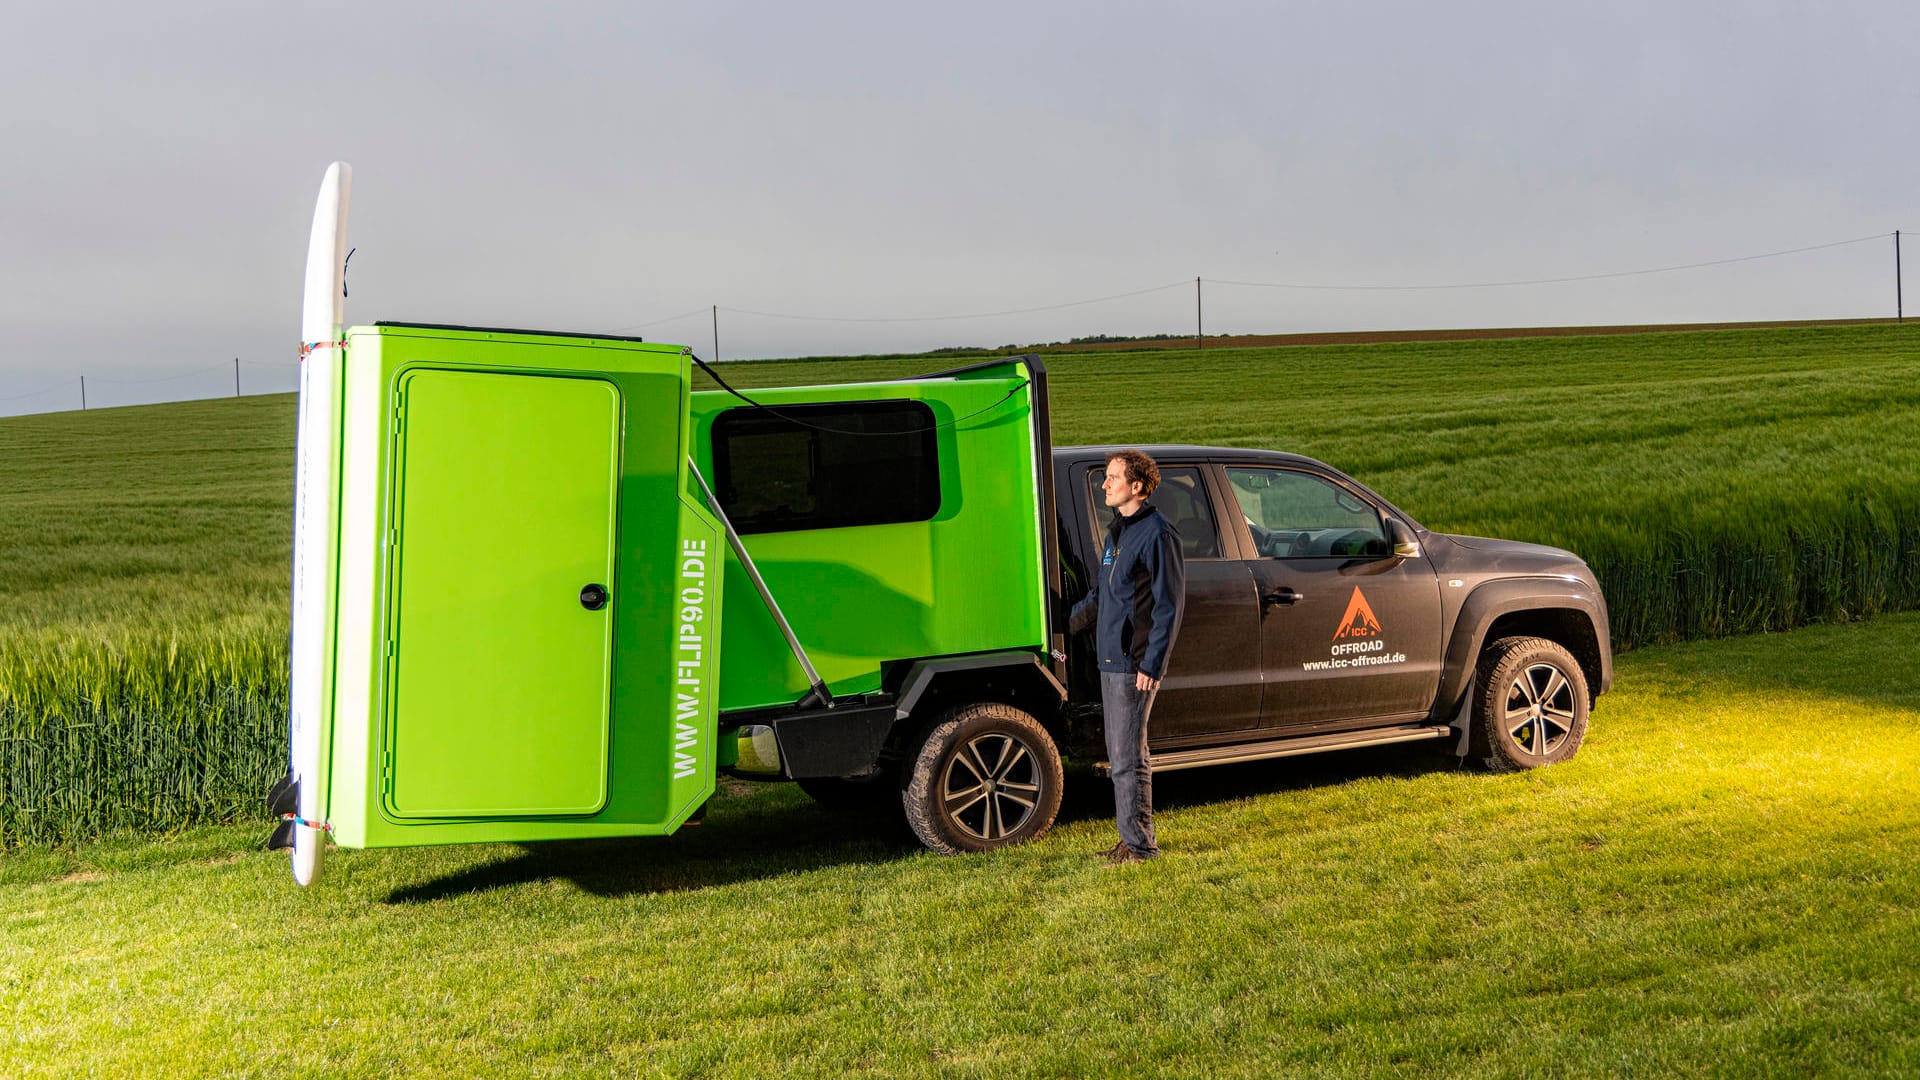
left=1387, top=517, right=1421, bottom=560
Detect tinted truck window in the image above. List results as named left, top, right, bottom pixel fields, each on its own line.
left=1088, top=465, right=1222, bottom=559
left=714, top=400, right=940, bottom=534
left=1227, top=467, right=1387, bottom=558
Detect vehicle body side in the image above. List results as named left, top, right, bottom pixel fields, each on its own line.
left=1047, top=444, right=1611, bottom=761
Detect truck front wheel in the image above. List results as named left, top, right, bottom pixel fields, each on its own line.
left=1474, top=636, right=1590, bottom=772
left=903, top=702, right=1064, bottom=854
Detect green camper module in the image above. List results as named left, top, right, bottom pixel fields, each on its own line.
left=310, top=324, right=728, bottom=851
left=287, top=318, right=1052, bottom=869
left=277, top=145, right=1064, bottom=885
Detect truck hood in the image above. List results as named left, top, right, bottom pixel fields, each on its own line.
left=1441, top=534, right=1578, bottom=560
left=1428, top=533, right=1598, bottom=583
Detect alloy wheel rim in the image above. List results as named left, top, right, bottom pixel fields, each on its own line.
left=1504, top=662, right=1575, bottom=756
left=940, top=732, right=1043, bottom=841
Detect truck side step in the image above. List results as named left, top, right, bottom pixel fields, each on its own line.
left=1096, top=724, right=1452, bottom=775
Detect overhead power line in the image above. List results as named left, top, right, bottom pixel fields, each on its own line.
left=90, top=361, right=238, bottom=386
left=1209, top=233, right=1889, bottom=292
left=7, top=231, right=1910, bottom=415
left=610, top=307, right=712, bottom=333
left=721, top=280, right=1193, bottom=324
left=0, top=379, right=79, bottom=403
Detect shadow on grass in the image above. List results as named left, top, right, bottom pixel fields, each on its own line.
left=384, top=741, right=1460, bottom=904
left=1058, top=738, right=1462, bottom=828
left=383, top=791, right=923, bottom=904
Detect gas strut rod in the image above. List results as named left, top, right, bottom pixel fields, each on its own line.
left=686, top=457, right=834, bottom=709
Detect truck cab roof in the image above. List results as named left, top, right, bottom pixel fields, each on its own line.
left=1057, top=444, right=1324, bottom=469
left=1055, top=444, right=1422, bottom=535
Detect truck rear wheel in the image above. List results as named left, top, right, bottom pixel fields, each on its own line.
left=1474, top=636, right=1590, bottom=772
left=903, top=702, right=1063, bottom=854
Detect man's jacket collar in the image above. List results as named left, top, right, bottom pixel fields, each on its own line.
left=1108, top=502, right=1160, bottom=543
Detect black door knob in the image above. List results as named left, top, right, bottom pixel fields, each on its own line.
left=579, top=583, right=608, bottom=611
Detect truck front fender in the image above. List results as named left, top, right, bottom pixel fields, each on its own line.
left=1435, top=577, right=1612, bottom=716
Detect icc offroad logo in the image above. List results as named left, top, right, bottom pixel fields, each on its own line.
left=1332, top=586, right=1382, bottom=641
left=1312, top=587, right=1405, bottom=671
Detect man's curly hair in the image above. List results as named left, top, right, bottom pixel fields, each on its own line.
left=1107, top=449, right=1161, bottom=498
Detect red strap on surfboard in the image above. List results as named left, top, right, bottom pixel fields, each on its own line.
left=297, top=340, right=347, bottom=360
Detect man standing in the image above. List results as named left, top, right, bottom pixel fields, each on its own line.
left=1069, top=449, right=1186, bottom=864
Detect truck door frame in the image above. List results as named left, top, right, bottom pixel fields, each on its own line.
left=1209, top=461, right=1445, bottom=735
left=1071, top=457, right=1263, bottom=746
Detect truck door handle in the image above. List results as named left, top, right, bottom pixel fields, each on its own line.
left=1261, top=587, right=1303, bottom=608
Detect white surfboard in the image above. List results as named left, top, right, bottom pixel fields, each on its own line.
left=290, top=162, right=352, bottom=885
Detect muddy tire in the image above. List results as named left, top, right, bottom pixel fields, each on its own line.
left=1474, top=636, right=1590, bottom=772
left=902, top=702, right=1064, bottom=855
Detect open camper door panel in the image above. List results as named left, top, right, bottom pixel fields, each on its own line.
left=383, top=369, right=622, bottom=819
left=284, top=312, right=725, bottom=877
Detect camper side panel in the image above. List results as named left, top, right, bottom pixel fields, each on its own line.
left=690, top=366, right=1046, bottom=712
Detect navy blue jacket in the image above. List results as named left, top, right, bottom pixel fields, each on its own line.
left=1068, top=503, right=1186, bottom=679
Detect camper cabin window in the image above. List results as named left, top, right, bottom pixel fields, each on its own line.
left=712, top=399, right=941, bottom=534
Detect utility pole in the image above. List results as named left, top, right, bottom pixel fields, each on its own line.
left=234, top=358, right=241, bottom=397
left=1897, top=231, right=1904, bottom=323
left=80, top=376, right=86, bottom=410
left=1195, top=277, right=1203, bottom=350
left=712, top=305, right=720, bottom=362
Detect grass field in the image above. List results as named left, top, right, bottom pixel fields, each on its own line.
left=3, top=320, right=1919, bottom=844
left=3, top=613, right=1916, bottom=1076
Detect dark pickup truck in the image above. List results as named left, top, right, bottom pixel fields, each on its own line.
left=1051, top=445, right=1610, bottom=774
left=725, top=360, right=1610, bottom=856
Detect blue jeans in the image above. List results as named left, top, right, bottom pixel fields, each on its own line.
left=1101, top=671, right=1160, bottom=857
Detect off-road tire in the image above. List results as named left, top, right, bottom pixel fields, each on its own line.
left=903, top=702, right=1064, bottom=855
left=1474, top=635, right=1590, bottom=772
left=795, top=768, right=898, bottom=813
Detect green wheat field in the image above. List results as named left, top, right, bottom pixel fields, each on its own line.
left=2, top=614, right=1915, bottom=1076
left=2, top=320, right=1919, bottom=847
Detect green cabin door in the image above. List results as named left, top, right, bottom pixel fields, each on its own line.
left=385, top=369, right=621, bottom=818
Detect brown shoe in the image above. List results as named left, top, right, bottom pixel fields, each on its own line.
left=1096, top=841, right=1127, bottom=860
left=1102, top=846, right=1147, bottom=867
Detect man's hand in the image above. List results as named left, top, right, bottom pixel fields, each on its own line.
left=1135, top=672, right=1160, bottom=693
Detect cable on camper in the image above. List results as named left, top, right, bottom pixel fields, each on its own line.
left=689, top=355, right=1028, bottom=437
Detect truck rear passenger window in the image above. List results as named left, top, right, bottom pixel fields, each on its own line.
left=1088, top=465, right=1223, bottom=559
left=712, top=400, right=940, bottom=534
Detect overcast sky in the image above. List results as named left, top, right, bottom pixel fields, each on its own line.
left=3, top=1, right=1916, bottom=415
